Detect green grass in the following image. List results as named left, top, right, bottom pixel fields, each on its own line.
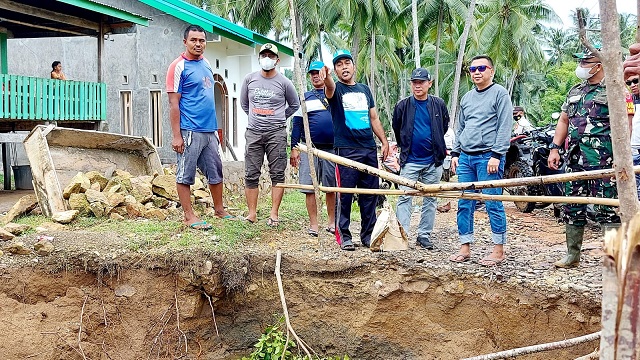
left=7, top=190, right=374, bottom=252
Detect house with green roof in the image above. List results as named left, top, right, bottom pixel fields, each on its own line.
left=6, top=0, right=294, bottom=164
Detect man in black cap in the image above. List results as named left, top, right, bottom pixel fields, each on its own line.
left=392, top=68, right=450, bottom=250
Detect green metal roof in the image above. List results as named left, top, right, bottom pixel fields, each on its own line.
left=138, top=0, right=294, bottom=56
left=56, top=0, right=150, bottom=26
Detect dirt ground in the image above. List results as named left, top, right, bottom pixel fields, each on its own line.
left=0, top=191, right=605, bottom=359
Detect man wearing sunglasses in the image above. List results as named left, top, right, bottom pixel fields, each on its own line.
left=547, top=47, right=630, bottom=268
left=449, top=55, right=513, bottom=266
left=392, top=68, right=450, bottom=250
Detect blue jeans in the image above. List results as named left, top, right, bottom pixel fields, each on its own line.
left=396, top=162, right=442, bottom=242
left=634, top=152, right=640, bottom=200
left=456, top=152, right=507, bottom=245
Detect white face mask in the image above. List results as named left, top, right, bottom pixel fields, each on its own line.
left=575, top=63, right=599, bottom=80
left=259, top=57, right=277, bottom=71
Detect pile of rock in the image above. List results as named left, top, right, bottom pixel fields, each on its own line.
left=61, top=169, right=212, bottom=222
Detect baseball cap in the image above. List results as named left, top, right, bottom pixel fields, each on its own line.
left=332, top=49, right=353, bottom=65
left=259, top=43, right=279, bottom=56
left=410, top=68, right=431, bottom=81
left=573, top=43, right=602, bottom=59
left=308, top=61, right=324, bottom=72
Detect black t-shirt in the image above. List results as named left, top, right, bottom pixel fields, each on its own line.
left=328, top=82, right=376, bottom=149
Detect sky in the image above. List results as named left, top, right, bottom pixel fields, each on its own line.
left=548, top=1, right=637, bottom=29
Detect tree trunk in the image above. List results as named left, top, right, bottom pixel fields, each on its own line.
left=507, top=69, right=517, bottom=97
left=370, top=29, right=376, bottom=103
left=318, top=30, right=324, bottom=63
left=449, top=0, right=476, bottom=131
left=434, top=2, right=443, bottom=97
left=637, top=0, right=640, bottom=42
left=382, top=64, right=393, bottom=129
left=412, top=0, right=420, bottom=68
left=595, top=0, right=640, bottom=358
left=287, top=0, right=322, bottom=215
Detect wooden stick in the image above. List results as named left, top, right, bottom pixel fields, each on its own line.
left=461, top=331, right=600, bottom=360
left=297, top=144, right=640, bottom=193
left=275, top=250, right=312, bottom=358
left=78, top=295, right=88, bottom=360
left=275, top=183, right=620, bottom=206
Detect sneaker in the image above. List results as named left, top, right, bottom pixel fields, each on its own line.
left=416, top=237, right=434, bottom=250
left=475, top=201, right=485, bottom=211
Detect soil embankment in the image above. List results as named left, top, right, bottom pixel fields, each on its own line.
left=0, top=204, right=604, bottom=359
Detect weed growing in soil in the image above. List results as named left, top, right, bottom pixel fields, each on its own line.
left=242, top=317, right=350, bottom=360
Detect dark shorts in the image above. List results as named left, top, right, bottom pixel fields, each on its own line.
left=244, top=127, right=287, bottom=188
left=175, top=130, right=223, bottom=185
left=299, top=150, right=336, bottom=193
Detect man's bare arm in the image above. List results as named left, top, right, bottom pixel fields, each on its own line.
left=168, top=92, right=184, bottom=153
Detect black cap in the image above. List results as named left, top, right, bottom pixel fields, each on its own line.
left=410, top=68, right=431, bottom=81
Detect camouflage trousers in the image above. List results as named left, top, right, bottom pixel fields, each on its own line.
left=562, top=163, right=620, bottom=226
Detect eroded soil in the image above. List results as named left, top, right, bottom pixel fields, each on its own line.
left=0, top=200, right=605, bottom=359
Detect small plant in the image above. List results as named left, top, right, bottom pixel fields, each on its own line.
left=242, top=318, right=350, bottom=360
left=242, top=318, right=296, bottom=360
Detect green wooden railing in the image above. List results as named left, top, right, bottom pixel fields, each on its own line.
left=0, top=74, right=106, bottom=121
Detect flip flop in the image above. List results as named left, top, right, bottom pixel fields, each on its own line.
left=326, top=227, right=336, bottom=234
left=216, top=214, right=237, bottom=220
left=188, top=221, right=212, bottom=230
left=243, top=217, right=256, bottom=224
left=266, top=218, right=280, bottom=227
left=449, top=253, right=470, bottom=263
left=479, top=257, right=505, bottom=267
left=307, top=229, right=319, bottom=237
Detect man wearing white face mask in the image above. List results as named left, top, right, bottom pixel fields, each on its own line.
left=547, top=46, right=633, bottom=268
left=241, top=43, right=300, bottom=225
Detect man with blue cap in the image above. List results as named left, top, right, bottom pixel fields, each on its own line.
left=318, top=49, right=389, bottom=251
left=290, top=60, right=337, bottom=237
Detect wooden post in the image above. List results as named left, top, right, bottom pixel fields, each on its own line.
left=590, top=2, right=640, bottom=358
left=287, top=0, right=322, bottom=217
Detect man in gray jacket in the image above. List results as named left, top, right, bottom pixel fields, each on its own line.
left=449, top=55, right=513, bottom=266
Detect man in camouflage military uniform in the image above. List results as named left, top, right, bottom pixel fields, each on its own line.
left=548, top=47, right=629, bottom=268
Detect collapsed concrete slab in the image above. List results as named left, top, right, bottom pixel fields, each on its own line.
left=23, top=125, right=163, bottom=217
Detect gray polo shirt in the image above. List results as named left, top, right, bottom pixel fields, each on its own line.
left=240, top=71, right=300, bottom=131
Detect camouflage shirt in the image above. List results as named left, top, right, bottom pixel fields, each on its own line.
left=561, top=80, right=612, bottom=168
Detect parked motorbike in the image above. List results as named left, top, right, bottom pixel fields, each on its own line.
left=504, top=124, right=565, bottom=215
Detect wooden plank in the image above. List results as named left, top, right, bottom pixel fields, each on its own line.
left=60, top=81, right=66, bottom=120
left=0, top=17, right=87, bottom=36
left=100, top=83, right=106, bottom=120
left=19, top=76, right=26, bottom=119
left=36, top=78, right=43, bottom=119
left=0, top=75, right=5, bottom=118
left=79, top=82, right=85, bottom=120
left=74, top=81, right=80, bottom=120
left=0, top=0, right=99, bottom=31
left=28, top=77, right=35, bottom=119
left=9, top=75, right=16, bottom=118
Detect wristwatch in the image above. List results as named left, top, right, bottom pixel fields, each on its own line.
left=548, top=142, right=562, bottom=150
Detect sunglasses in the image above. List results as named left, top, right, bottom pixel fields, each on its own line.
left=626, top=78, right=639, bottom=86
left=469, top=65, right=492, bottom=73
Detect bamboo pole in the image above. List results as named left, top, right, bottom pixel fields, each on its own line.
left=287, top=0, right=322, bottom=219
left=461, top=331, right=600, bottom=360
left=297, top=144, right=640, bottom=193
left=275, top=183, right=620, bottom=206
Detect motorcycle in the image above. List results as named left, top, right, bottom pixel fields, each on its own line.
left=504, top=123, right=565, bottom=215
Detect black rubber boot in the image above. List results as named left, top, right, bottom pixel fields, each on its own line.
left=554, top=224, right=584, bottom=268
